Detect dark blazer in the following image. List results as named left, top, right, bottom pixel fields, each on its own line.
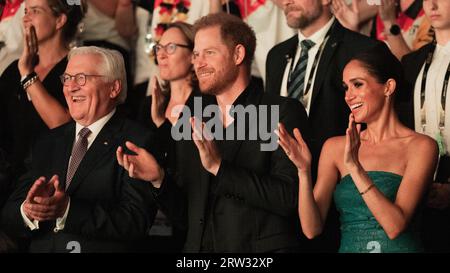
left=153, top=80, right=310, bottom=252
left=399, top=43, right=435, bottom=129
left=265, top=21, right=381, bottom=164
left=401, top=43, right=450, bottom=252
left=1, top=113, right=157, bottom=252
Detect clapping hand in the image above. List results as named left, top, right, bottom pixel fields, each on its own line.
left=191, top=117, right=222, bottom=176
left=332, top=0, right=361, bottom=32
left=150, top=76, right=167, bottom=127
left=23, top=175, right=69, bottom=221
left=344, top=113, right=362, bottom=172
left=276, top=123, right=311, bottom=172
left=18, top=25, right=39, bottom=77
left=379, top=0, right=397, bottom=25
left=117, top=141, right=164, bottom=187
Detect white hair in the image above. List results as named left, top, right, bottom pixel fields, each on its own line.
left=68, top=46, right=127, bottom=104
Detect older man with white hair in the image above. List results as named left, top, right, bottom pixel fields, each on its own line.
left=1, top=46, right=158, bottom=252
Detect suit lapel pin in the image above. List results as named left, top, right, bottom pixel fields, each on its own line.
left=103, top=141, right=109, bottom=146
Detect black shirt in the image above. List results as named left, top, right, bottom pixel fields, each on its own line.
left=200, top=84, right=253, bottom=252
left=0, top=57, right=68, bottom=179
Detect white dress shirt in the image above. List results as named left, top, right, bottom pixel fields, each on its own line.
left=21, top=109, right=116, bottom=231
left=413, top=42, right=450, bottom=156
left=280, top=17, right=335, bottom=114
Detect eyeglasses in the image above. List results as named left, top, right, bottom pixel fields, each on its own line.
left=153, top=43, right=191, bottom=55
left=60, top=73, right=106, bottom=86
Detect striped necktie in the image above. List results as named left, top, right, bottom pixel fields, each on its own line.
left=287, top=39, right=315, bottom=100
left=66, top=127, right=91, bottom=190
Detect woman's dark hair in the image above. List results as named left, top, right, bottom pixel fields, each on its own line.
left=47, top=0, right=87, bottom=45
left=347, top=43, right=405, bottom=99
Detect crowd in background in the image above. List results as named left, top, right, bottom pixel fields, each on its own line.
left=0, top=0, right=448, bottom=253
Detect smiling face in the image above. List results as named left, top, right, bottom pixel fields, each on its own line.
left=23, top=0, right=64, bottom=44
left=343, top=60, right=389, bottom=124
left=282, top=0, right=323, bottom=29
left=423, top=0, right=450, bottom=31
left=156, top=27, right=193, bottom=82
left=192, top=26, right=239, bottom=95
left=63, top=53, right=119, bottom=126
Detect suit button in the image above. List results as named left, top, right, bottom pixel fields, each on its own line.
left=225, top=193, right=231, bottom=198
left=199, top=219, right=204, bottom=225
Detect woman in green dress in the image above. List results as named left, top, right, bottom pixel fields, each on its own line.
left=276, top=44, right=438, bottom=253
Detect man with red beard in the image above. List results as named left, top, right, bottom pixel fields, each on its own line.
left=117, top=12, right=310, bottom=252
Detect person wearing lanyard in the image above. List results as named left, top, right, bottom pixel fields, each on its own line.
left=266, top=0, right=381, bottom=172
left=400, top=0, right=450, bottom=252
left=266, top=0, right=380, bottom=252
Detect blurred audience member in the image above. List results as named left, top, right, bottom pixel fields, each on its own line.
left=400, top=0, right=450, bottom=252
left=0, top=0, right=24, bottom=74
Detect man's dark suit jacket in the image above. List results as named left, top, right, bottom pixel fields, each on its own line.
left=265, top=21, right=381, bottom=165
left=399, top=43, right=435, bottom=129
left=1, top=113, right=157, bottom=252
left=153, top=80, right=310, bottom=252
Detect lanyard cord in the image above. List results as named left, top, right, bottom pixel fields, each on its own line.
left=288, top=28, right=332, bottom=97
left=420, top=41, right=450, bottom=128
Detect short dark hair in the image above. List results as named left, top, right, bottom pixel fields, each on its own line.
left=193, top=12, right=256, bottom=69
left=348, top=44, right=405, bottom=99
left=47, top=0, right=86, bottom=45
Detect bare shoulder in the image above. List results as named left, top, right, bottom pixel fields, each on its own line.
left=323, top=136, right=346, bottom=151
left=321, top=136, right=346, bottom=159
left=408, top=132, right=438, bottom=151
left=402, top=132, right=438, bottom=189
left=325, top=135, right=346, bottom=145
left=407, top=132, right=438, bottom=158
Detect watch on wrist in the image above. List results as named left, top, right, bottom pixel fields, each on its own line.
left=389, top=24, right=401, bottom=36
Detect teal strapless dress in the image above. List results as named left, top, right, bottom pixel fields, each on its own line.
left=334, top=171, right=423, bottom=253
